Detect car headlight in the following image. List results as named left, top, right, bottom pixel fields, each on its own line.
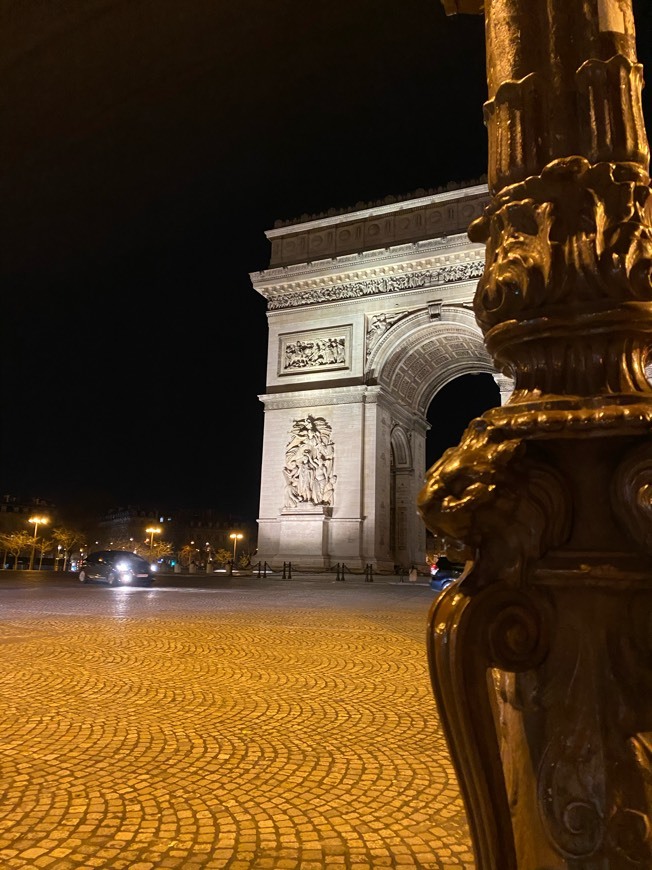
left=150, top=564, right=158, bottom=572
left=116, top=561, right=131, bottom=572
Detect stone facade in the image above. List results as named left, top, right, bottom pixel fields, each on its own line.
left=250, top=182, right=506, bottom=570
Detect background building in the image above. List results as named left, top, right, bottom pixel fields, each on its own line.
left=0, top=496, right=256, bottom=570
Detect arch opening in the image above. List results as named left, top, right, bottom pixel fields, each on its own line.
left=425, top=372, right=500, bottom=472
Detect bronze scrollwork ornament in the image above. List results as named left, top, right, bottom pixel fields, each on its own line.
left=418, top=0, right=652, bottom=866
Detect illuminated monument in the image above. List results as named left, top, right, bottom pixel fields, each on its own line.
left=251, top=182, right=512, bottom=570
left=419, top=0, right=652, bottom=866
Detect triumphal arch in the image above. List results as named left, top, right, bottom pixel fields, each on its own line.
left=250, top=181, right=511, bottom=571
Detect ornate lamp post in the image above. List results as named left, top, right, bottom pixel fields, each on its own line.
left=419, top=1, right=651, bottom=866
left=28, top=515, right=49, bottom=571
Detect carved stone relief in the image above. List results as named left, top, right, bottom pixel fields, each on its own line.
left=279, top=327, right=351, bottom=375
left=283, top=415, right=336, bottom=509
left=365, top=311, right=406, bottom=359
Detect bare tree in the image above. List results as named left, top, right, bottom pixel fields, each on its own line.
left=2, top=531, right=36, bottom=570
left=51, top=527, right=85, bottom=571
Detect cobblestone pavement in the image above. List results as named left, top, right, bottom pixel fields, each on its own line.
left=0, top=573, right=474, bottom=869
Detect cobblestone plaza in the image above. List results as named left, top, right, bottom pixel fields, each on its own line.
left=0, top=573, right=473, bottom=869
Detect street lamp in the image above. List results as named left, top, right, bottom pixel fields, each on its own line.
left=146, top=526, right=161, bottom=559
left=229, top=532, right=243, bottom=566
left=28, top=515, right=49, bottom=571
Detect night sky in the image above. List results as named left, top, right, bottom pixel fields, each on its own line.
left=2, top=1, right=651, bottom=526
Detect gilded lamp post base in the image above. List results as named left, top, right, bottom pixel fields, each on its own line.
left=420, top=397, right=652, bottom=866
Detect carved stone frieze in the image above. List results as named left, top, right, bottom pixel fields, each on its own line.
left=266, top=259, right=484, bottom=310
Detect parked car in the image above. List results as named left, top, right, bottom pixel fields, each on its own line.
left=429, top=557, right=465, bottom=592
left=77, top=550, right=157, bottom=587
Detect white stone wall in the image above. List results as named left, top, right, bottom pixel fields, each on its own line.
left=257, top=389, right=370, bottom=568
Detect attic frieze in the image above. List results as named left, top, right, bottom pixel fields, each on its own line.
left=261, top=258, right=485, bottom=310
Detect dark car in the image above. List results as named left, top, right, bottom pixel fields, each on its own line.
left=429, top=557, right=465, bottom=592
left=77, top=550, right=157, bottom=587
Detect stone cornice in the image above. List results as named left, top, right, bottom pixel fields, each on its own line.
left=259, top=385, right=381, bottom=411
left=264, top=185, right=491, bottom=269
left=259, top=386, right=429, bottom=430
left=252, top=232, right=479, bottom=285
left=266, top=183, right=489, bottom=237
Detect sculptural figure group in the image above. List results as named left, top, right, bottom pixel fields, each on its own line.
left=283, top=416, right=336, bottom=509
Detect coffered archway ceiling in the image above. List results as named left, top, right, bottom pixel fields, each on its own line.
left=384, top=328, right=494, bottom=417
left=371, top=307, right=495, bottom=417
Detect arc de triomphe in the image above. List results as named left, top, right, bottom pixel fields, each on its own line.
left=250, top=181, right=511, bottom=571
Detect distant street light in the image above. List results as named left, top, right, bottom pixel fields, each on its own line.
left=146, top=526, right=161, bottom=558
left=229, top=532, right=243, bottom=565
left=28, top=515, right=49, bottom=571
